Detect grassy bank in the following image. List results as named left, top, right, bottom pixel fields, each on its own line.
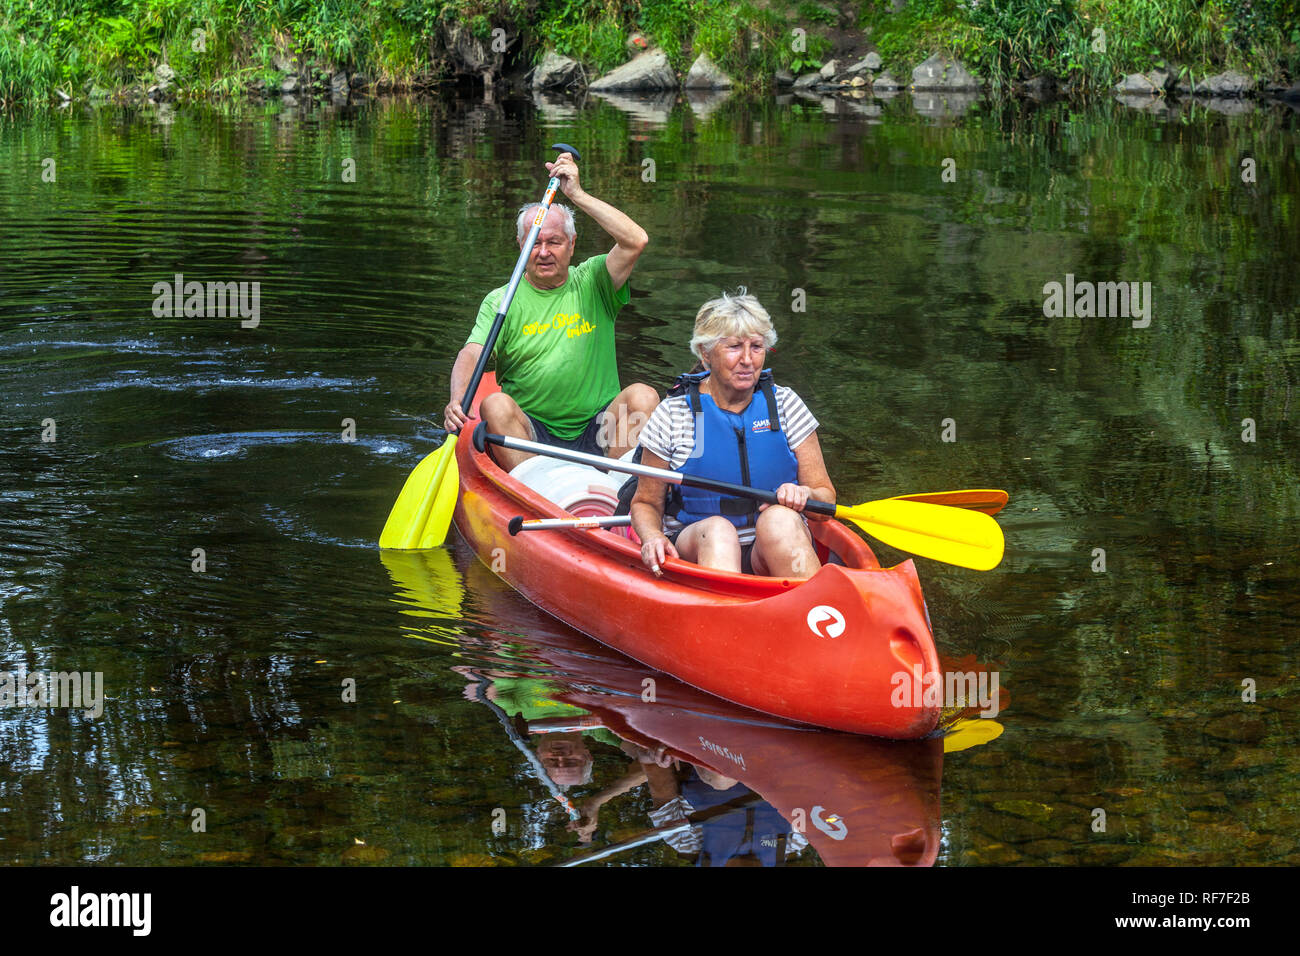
left=865, top=0, right=1300, bottom=89
left=1, top=0, right=1297, bottom=104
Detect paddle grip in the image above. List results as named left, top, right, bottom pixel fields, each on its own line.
left=508, top=516, right=523, bottom=536
left=472, top=420, right=488, bottom=453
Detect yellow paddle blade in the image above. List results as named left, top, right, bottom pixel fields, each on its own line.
left=888, top=489, right=1009, bottom=517
left=943, top=717, right=1004, bottom=753
left=418, top=459, right=460, bottom=549
left=836, top=498, right=1005, bottom=571
left=379, top=436, right=459, bottom=549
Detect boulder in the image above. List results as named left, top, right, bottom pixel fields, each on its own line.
left=912, top=54, right=980, bottom=90
left=1186, top=70, right=1255, bottom=97
left=684, top=52, right=732, bottom=89
left=349, top=74, right=369, bottom=90
left=280, top=75, right=300, bottom=94
left=846, top=52, right=882, bottom=73
left=793, top=72, right=821, bottom=90
left=330, top=71, right=349, bottom=95
left=1115, top=70, right=1170, bottom=95
left=532, top=50, right=585, bottom=90
left=819, top=59, right=841, bottom=78
left=589, top=48, right=677, bottom=92
left=774, top=69, right=794, bottom=87
left=871, top=70, right=904, bottom=90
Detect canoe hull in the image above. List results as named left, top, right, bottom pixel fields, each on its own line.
left=452, top=376, right=942, bottom=738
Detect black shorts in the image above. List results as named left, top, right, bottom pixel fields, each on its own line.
left=526, top=412, right=606, bottom=459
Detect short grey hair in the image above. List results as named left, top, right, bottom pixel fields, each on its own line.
left=516, top=202, right=576, bottom=243
left=690, top=287, right=778, bottom=362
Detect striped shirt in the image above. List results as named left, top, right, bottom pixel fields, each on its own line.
left=637, top=385, right=819, bottom=543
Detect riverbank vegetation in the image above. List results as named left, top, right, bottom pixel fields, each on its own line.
left=1, top=0, right=1297, bottom=104
left=867, top=0, right=1300, bottom=88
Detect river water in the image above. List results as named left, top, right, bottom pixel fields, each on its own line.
left=1, top=89, right=1297, bottom=866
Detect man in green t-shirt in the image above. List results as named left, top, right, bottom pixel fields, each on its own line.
left=444, top=151, right=657, bottom=470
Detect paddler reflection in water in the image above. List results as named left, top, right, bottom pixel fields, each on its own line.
left=457, top=666, right=808, bottom=865
left=630, top=290, right=835, bottom=578
left=636, top=753, right=810, bottom=866
left=455, top=665, right=621, bottom=790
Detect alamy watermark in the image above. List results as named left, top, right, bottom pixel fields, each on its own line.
left=151, top=273, right=260, bottom=328
left=50, top=886, right=150, bottom=936
left=890, top=666, right=1000, bottom=717
left=1, top=668, right=105, bottom=718
left=1042, top=274, right=1152, bottom=328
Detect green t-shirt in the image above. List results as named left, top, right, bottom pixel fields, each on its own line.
left=466, top=254, right=630, bottom=439
left=489, top=675, right=622, bottom=748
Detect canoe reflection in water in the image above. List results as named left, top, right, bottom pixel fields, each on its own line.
left=383, top=544, right=1002, bottom=866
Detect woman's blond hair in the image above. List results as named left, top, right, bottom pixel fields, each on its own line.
left=689, top=287, right=778, bottom=364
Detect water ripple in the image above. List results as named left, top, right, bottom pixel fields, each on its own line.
left=156, top=430, right=411, bottom=461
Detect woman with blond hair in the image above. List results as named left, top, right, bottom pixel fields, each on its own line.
left=630, top=289, right=835, bottom=578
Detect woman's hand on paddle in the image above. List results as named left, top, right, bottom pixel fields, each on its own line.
left=640, top=534, right=678, bottom=577
left=444, top=399, right=473, bottom=434
left=761, top=482, right=813, bottom=513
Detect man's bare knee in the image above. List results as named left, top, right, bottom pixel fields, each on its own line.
left=480, top=392, right=531, bottom=437
left=627, top=383, right=659, bottom=414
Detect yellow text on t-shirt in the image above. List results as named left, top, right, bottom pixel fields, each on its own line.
left=522, top=312, right=595, bottom=339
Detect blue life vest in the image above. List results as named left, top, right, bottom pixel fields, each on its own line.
left=672, top=369, right=799, bottom=529
left=681, top=775, right=794, bottom=867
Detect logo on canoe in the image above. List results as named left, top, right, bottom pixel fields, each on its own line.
left=811, top=806, right=848, bottom=840
left=806, top=605, right=845, bottom=639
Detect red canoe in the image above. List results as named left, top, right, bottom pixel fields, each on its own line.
left=452, top=374, right=943, bottom=738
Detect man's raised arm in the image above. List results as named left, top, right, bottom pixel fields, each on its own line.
left=547, top=152, right=648, bottom=290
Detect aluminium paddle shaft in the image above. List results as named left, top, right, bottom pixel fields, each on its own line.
left=474, top=425, right=837, bottom=517
left=456, top=143, right=583, bottom=421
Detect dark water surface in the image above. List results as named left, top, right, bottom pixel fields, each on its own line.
left=1, top=91, right=1297, bottom=866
